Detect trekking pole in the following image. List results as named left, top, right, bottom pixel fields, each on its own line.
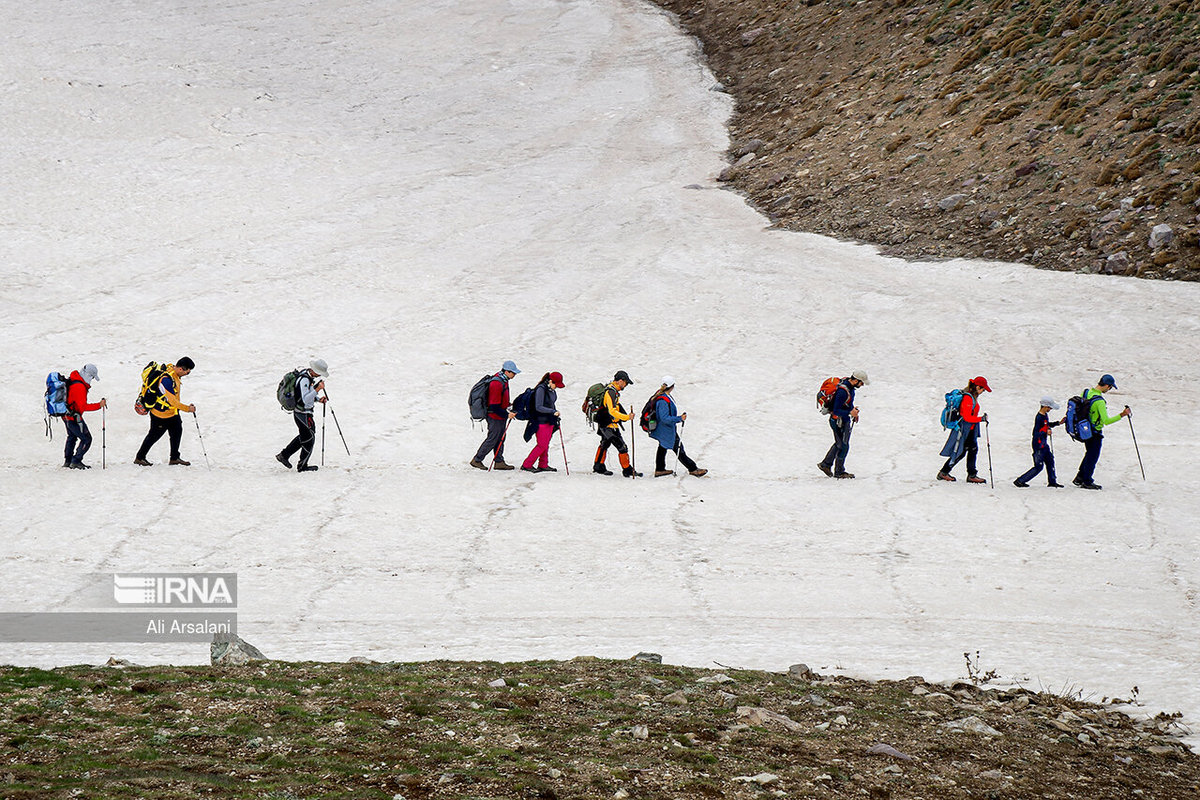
left=1127, top=407, right=1145, bottom=480
left=984, top=420, right=994, bottom=488
left=321, top=401, right=327, bottom=467
left=322, top=390, right=350, bottom=456
left=191, top=411, right=211, bottom=470
left=101, top=406, right=106, bottom=470
left=489, top=418, right=512, bottom=472
left=630, top=403, right=636, bottom=476
left=557, top=425, right=570, bottom=476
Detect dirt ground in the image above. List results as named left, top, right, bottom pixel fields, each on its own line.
left=1, top=657, right=1197, bottom=798
left=649, top=0, right=1200, bottom=280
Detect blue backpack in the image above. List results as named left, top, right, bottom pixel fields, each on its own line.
left=45, top=372, right=77, bottom=417
left=940, top=389, right=964, bottom=429
left=1064, top=392, right=1100, bottom=442
left=512, top=387, right=535, bottom=421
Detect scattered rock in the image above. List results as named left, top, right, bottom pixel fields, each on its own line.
left=740, top=27, right=766, bottom=46
left=697, top=673, right=734, bottom=684
left=788, top=663, right=817, bottom=681
left=488, top=678, right=507, bottom=688
left=632, top=652, right=662, bottom=663
left=717, top=691, right=739, bottom=709
left=733, top=773, right=780, bottom=785
left=210, top=633, right=266, bottom=666
left=103, top=657, right=141, bottom=668
left=943, top=716, right=1004, bottom=737
left=1150, top=224, right=1174, bottom=250
left=349, top=656, right=378, bottom=664
left=631, top=724, right=649, bottom=740
left=867, top=742, right=915, bottom=761
left=1106, top=251, right=1132, bottom=272
left=664, top=691, right=688, bottom=706
left=737, top=706, right=805, bottom=732
left=938, top=193, right=967, bottom=212
left=731, top=138, right=766, bottom=158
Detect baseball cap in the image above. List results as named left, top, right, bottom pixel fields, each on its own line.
left=971, top=376, right=992, bottom=392
left=1039, top=396, right=1060, bottom=410
left=502, top=360, right=520, bottom=375
left=1100, top=374, right=1117, bottom=389
left=614, top=370, right=633, bottom=384
left=549, top=371, right=564, bottom=388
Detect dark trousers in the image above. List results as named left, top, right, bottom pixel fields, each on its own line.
left=63, top=417, right=92, bottom=464
left=942, top=426, right=979, bottom=476
left=819, top=417, right=852, bottom=474
left=1075, top=433, right=1104, bottom=484
left=281, top=412, right=317, bottom=467
left=1017, top=446, right=1057, bottom=485
left=474, top=416, right=508, bottom=462
left=656, top=440, right=697, bottom=472
left=137, top=415, right=183, bottom=461
left=596, top=426, right=628, bottom=461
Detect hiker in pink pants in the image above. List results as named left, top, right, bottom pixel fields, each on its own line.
left=521, top=372, right=564, bottom=473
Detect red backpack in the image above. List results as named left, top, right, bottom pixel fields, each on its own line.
left=816, top=377, right=841, bottom=415
left=640, top=393, right=671, bottom=432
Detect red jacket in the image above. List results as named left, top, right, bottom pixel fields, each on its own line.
left=486, top=374, right=511, bottom=420
left=66, top=371, right=102, bottom=417
left=958, top=391, right=984, bottom=424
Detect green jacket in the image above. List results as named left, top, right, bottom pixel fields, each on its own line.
left=1084, top=388, right=1123, bottom=431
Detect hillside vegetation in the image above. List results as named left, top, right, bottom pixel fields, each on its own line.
left=652, top=0, right=1200, bottom=280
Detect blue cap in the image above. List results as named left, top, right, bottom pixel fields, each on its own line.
left=502, top=360, right=520, bottom=375
left=1100, top=374, right=1117, bottom=389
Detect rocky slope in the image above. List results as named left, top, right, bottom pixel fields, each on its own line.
left=651, top=0, right=1200, bottom=280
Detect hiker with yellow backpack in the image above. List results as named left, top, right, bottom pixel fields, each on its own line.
left=134, top=357, right=196, bottom=466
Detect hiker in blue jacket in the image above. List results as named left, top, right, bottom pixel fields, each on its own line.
left=818, top=370, right=868, bottom=479
left=1013, top=396, right=1064, bottom=488
left=649, top=377, right=706, bottom=477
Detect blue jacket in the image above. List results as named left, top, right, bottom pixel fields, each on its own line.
left=649, top=394, right=684, bottom=449
left=829, top=380, right=855, bottom=423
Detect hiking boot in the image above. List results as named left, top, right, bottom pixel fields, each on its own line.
left=67, top=461, right=85, bottom=470
left=134, top=458, right=153, bottom=467
left=298, top=465, right=319, bottom=472
left=689, top=469, right=708, bottom=477
left=834, top=471, right=855, bottom=479
left=622, top=466, right=643, bottom=478
left=63, top=459, right=72, bottom=468
left=1013, top=479, right=1029, bottom=488
left=493, top=461, right=515, bottom=471
left=654, top=470, right=675, bottom=477
left=966, top=475, right=987, bottom=484
left=817, top=462, right=833, bottom=477
left=520, top=466, right=539, bottom=473
left=1074, top=479, right=1102, bottom=490
left=936, top=471, right=955, bottom=482
left=1048, top=482, right=1065, bottom=488
left=536, top=466, right=558, bottom=473
left=593, top=463, right=613, bottom=475
left=276, top=452, right=292, bottom=469
left=469, top=459, right=487, bottom=470
left=169, top=458, right=191, bottom=466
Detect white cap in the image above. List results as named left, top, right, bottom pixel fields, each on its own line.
left=80, top=364, right=99, bottom=384
left=1040, top=396, right=1060, bottom=410
left=661, top=375, right=675, bottom=388
left=851, top=370, right=870, bottom=385
left=310, top=358, right=329, bottom=377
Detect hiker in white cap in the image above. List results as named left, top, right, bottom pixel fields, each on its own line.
left=276, top=358, right=329, bottom=473
left=646, top=376, right=706, bottom=478
left=1013, top=395, right=1064, bottom=488
left=62, top=363, right=107, bottom=469
left=817, top=370, right=868, bottom=479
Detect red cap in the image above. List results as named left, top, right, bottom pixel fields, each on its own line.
left=971, top=376, right=992, bottom=392
left=549, top=371, right=565, bottom=388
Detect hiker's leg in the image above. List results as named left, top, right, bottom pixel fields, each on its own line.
left=674, top=440, right=698, bottom=472
left=136, top=416, right=167, bottom=460
left=296, top=414, right=316, bottom=467
left=167, top=416, right=184, bottom=460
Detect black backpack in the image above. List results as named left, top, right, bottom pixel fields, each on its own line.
left=512, top=387, right=536, bottom=421
left=640, top=393, right=669, bottom=433
left=468, top=374, right=494, bottom=420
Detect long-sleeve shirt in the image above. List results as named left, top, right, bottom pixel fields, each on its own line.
left=603, top=384, right=631, bottom=429
left=958, top=392, right=984, bottom=424
left=151, top=369, right=187, bottom=419
left=1031, top=411, right=1061, bottom=450
left=487, top=374, right=511, bottom=420
left=65, top=371, right=102, bottom=419
left=829, top=380, right=856, bottom=422
left=1084, top=389, right=1123, bottom=431
left=295, top=373, right=320, bottom=414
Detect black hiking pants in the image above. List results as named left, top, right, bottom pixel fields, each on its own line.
left=137, top=415, right=183, bottom=461
left=281, top=412, right=317, bottom=468
left=819, top=417, right=852, bottom=474
left=596, top=426, right=628, bottom=462
left=941, top=426, right=978, bottom=477
left=63, top=417, right=92, bottom=465
left=655, top=440, right=697, bottom=473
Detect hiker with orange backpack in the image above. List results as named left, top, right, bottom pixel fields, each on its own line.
left=938, top=376, right=991, bottom=484
left=646, top=377, right=706, bottom=477
left=817, top=371, right=868, bottom=479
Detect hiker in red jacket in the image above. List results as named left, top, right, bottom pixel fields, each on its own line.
left=471, top=360, right=520, bottom=470
left=938, top=376, right=990, bottom=484
left=63, top=364, right=107, bottom=469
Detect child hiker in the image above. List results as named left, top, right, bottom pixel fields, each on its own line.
left=1013, top=396, right=1064, bottom=488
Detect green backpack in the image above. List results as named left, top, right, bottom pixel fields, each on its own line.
left=581, top=382, right=608, bottom=427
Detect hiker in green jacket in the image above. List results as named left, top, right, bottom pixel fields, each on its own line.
left=1073, top=373, right=1130, bottom=490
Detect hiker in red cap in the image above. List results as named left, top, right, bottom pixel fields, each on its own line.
left=938, top=376, right=991, bottom=483
left=520, top=371, right=565, bottom=473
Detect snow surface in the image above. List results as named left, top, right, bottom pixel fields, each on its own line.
left=3, top=0, right=1199, bottom=744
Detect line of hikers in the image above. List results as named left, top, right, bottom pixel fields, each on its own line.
left=44, top=358, right=1139, bottom=490
left=468, top=363, right=706, bottom=478
left=815, top=371, right=1136, bottom=490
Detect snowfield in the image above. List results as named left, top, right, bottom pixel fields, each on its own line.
left=3, top=0, right=1199, bottom=746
